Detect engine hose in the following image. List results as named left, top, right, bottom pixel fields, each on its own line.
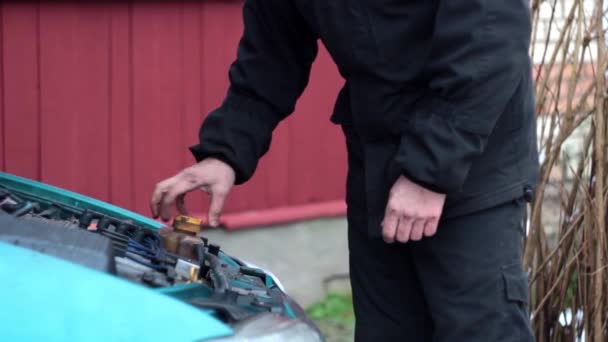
left=125, top=252, right=166, bottom=272
left=12, top=202, right=33, bottom=217
left=126, top=247, right=156, bottom=259
left=128, top=242, right=157, bottom=257
left=206, top=252, right=229, bottom=294
left=129, top=239, right=155, bottom=252
left=99, top=229, right=130, bottom=244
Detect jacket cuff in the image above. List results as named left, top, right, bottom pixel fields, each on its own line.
left=188, top=88, right=281, bottom=186
left=392, top=100, right=489, bottom=195
left=188, top=144, right=249, bottom=185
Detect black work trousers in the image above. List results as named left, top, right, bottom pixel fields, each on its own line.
left=342, top=124, right=535, bottom=341
left=348, top=199, right=535, bottom=341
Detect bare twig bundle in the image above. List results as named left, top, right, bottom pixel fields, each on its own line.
left=526, top=0, right=608, bottom=341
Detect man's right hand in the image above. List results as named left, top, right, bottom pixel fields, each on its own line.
left=150, top=158, right=236, bottom=226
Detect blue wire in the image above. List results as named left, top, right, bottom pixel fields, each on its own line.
left=128, top=240, right=150, bottom=249
left=125, top=254, right=165, bottom=271
left=127, top=247, right=155, bottom=259
left=128, top=241, right=155, bottom=254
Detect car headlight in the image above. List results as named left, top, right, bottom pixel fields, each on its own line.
left=205, top=314, right=324, bottom=342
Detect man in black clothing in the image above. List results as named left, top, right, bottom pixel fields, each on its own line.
left=151, top=1, right=538, bottom=341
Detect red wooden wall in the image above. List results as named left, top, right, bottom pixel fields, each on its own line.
left=0, top=1, right=347, bottom=224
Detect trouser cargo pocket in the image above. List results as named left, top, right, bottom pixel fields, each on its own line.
left=501, top=263, right=534, bottom=341
left=503, top=263, right=529, bottom=306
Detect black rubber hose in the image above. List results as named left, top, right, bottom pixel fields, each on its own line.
left=206, top=252, right=229, bottom=294
left=98, top=228, right=130, bottom=244
left=196, top=244, right=206, bottom=280
left=13, top=202, right=34, bottom=217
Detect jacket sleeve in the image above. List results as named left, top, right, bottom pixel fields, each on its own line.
left=189, top=0, right=318, bottom=184
left=392, top=0, right=532, bottom=194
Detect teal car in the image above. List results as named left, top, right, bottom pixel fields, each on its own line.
left=0, top=172, right=323, bottom=342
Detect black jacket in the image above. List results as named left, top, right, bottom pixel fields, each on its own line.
left=190, top=0, right=539, bottom=235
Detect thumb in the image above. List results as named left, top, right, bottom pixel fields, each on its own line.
left=208, top=189, right=228, bottom=227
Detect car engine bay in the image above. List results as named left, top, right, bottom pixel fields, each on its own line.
left=0, top=183, right=307, bottom=326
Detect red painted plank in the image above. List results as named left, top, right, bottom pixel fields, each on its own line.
left=288, top=46, right=344, bottom=205
left=131, top=3, right=185, bottom=215
left=2, top=3, right=41, bottom=180
left=209, top=199, right=346, bottom=230
left=108, top=3, right=133, bottom=209
left=179, top=1, right=205, bottom=215
left=38, top=4, right=111, bottom=201
left=200, top=1, right=255, bottom=214
left=312, top=48, right=347, bottom=202
left=262, top=120, right=290, bottom=208
left=1, top=2, right=348, bottom=226
left=194, top=1, right=345, bottom=215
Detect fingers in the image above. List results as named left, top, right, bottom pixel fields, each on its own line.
left=409, top=219, right=426, bottom=241
left=151, top=172, right=201, bottom=222
left=151, top=159, right=236, bottom=225
left=159, top=178, right=200, bottom=221
left=383, top=214, right=425, bottom=243
left=176, top=194, right=188, bottom=216
left=382, top=175, right=446, bottom=244
left=381, top=200, right=440, bottom=244
left=208, top=188, right=228, bottom=227
left=382, top=210, right=399, bottom=243
left=423, top=217, right=439, bottom=237
left=151, top=178, right=174, bottom=219
left=395, top=217, right=413, bottom=243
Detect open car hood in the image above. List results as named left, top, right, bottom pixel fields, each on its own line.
left=0, top=172, right=323, bottom=342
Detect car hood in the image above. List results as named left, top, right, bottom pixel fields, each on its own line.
left=0, top=172, right=321, bottom=341
left=0, top=238, right=233, bottom=341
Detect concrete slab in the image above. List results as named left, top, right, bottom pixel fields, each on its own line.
left=202, top=217, right=350, bottom=307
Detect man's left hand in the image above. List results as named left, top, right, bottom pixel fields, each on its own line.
left=382, top=175, right=446, bottom=243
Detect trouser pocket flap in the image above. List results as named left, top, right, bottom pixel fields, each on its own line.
left=502, top=263, right=529, bottom=304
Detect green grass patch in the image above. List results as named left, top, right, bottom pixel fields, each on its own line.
left=306, top=292, right=355, bottom=323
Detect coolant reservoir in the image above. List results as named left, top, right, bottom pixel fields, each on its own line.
left=159, top=215, right=205, bottom=259
left=172, top=215, right=203, bottom=235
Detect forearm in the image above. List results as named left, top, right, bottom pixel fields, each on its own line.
left=190, top=0, right=318, bottom=184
